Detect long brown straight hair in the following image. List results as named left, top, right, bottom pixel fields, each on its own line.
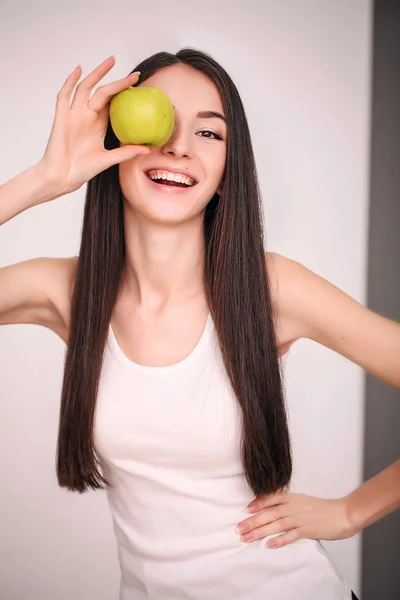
left=56, top=48, right=292, bottom=497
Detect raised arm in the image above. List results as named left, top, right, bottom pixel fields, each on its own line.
left=0, top=162, right=62, bottom=226
left=0, top=55, right=149, bottom=226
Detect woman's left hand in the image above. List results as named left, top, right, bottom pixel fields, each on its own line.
left=236, top=492, right=358, bottom=549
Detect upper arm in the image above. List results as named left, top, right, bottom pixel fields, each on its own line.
left=266, top=252, right=400, bottom=388
left=0, top=256, right=77, bottom=341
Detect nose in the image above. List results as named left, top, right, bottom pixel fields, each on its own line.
left=161, top=121, right=191, bottom=158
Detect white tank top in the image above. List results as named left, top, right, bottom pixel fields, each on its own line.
left=94, top=311, right=352, bottom=600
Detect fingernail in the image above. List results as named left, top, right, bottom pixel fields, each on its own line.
left=130, top=71, right=141, bottom=77
left=236, top=523, right=250, bottom=534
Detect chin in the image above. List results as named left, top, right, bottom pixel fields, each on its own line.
left=120, top=172, right=216, bottom=223
left=124, top=194, right=210, bottom=227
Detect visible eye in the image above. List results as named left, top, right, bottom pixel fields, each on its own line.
left=197, top=130, right=223, bottom=140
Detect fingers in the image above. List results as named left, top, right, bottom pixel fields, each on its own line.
left=55, top=65, right=83, bottom=113
left=70, top=56, right=116, bottom=109
left=88, top=71, right=141, bottom=113
left=265, top=529, right=299, bottom=549
left=98, top=145, right=151, bottom=172
left=247, top=492, right=288, bottom=513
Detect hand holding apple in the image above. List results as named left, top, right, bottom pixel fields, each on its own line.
left=40, top=56, right=151, bottom=196
left=110, top=86, right=175, bottom=148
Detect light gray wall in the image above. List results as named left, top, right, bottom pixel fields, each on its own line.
left=363, top=1, right=400, bottom=598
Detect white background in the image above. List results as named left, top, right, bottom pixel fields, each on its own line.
left=0, top=1, right=372, bottom=598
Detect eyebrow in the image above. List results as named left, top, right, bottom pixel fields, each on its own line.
left=196, top=110, right=226, bottom=123
left=172, top=106, right=226, bottom=123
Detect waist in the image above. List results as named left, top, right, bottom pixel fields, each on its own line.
left=105, top=471, right=351, bottom=599
left=116, top=533, right=351, bottom=600
left=106, top=471, right=255, bottom=562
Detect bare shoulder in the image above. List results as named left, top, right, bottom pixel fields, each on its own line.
left=36, top=254, right=79, bottom=343
left=52, top=255, right=79, bottom=341
left=264, top=251, right=308, bottom=352
left=264, top=250, right=343, bottom=344
left=264, top=251, right=298, bottom=309
left=0, top=255, right=78, bottom=344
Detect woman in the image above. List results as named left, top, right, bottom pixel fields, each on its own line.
left=0, top=49, right=398, bottom=599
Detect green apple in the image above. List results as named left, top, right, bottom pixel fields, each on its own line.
left=109, top=86, right=175, bottom=148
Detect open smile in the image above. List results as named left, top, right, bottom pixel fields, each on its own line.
left=143, top=167, right=199, bottom=193
left=145, top=175, right=197, bottom=194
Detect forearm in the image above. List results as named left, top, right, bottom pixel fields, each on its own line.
left=0, top=161, right=63, bottom=226
left=345, top=459, right=400, bottom=533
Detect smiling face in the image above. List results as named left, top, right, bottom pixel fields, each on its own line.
left=118, top=63, right=227, bottom=224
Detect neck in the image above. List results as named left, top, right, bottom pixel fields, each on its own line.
left=121, top=207, right=206, bottom=313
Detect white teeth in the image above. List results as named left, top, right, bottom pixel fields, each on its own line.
left=147, top=170, right=195, bottom=186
